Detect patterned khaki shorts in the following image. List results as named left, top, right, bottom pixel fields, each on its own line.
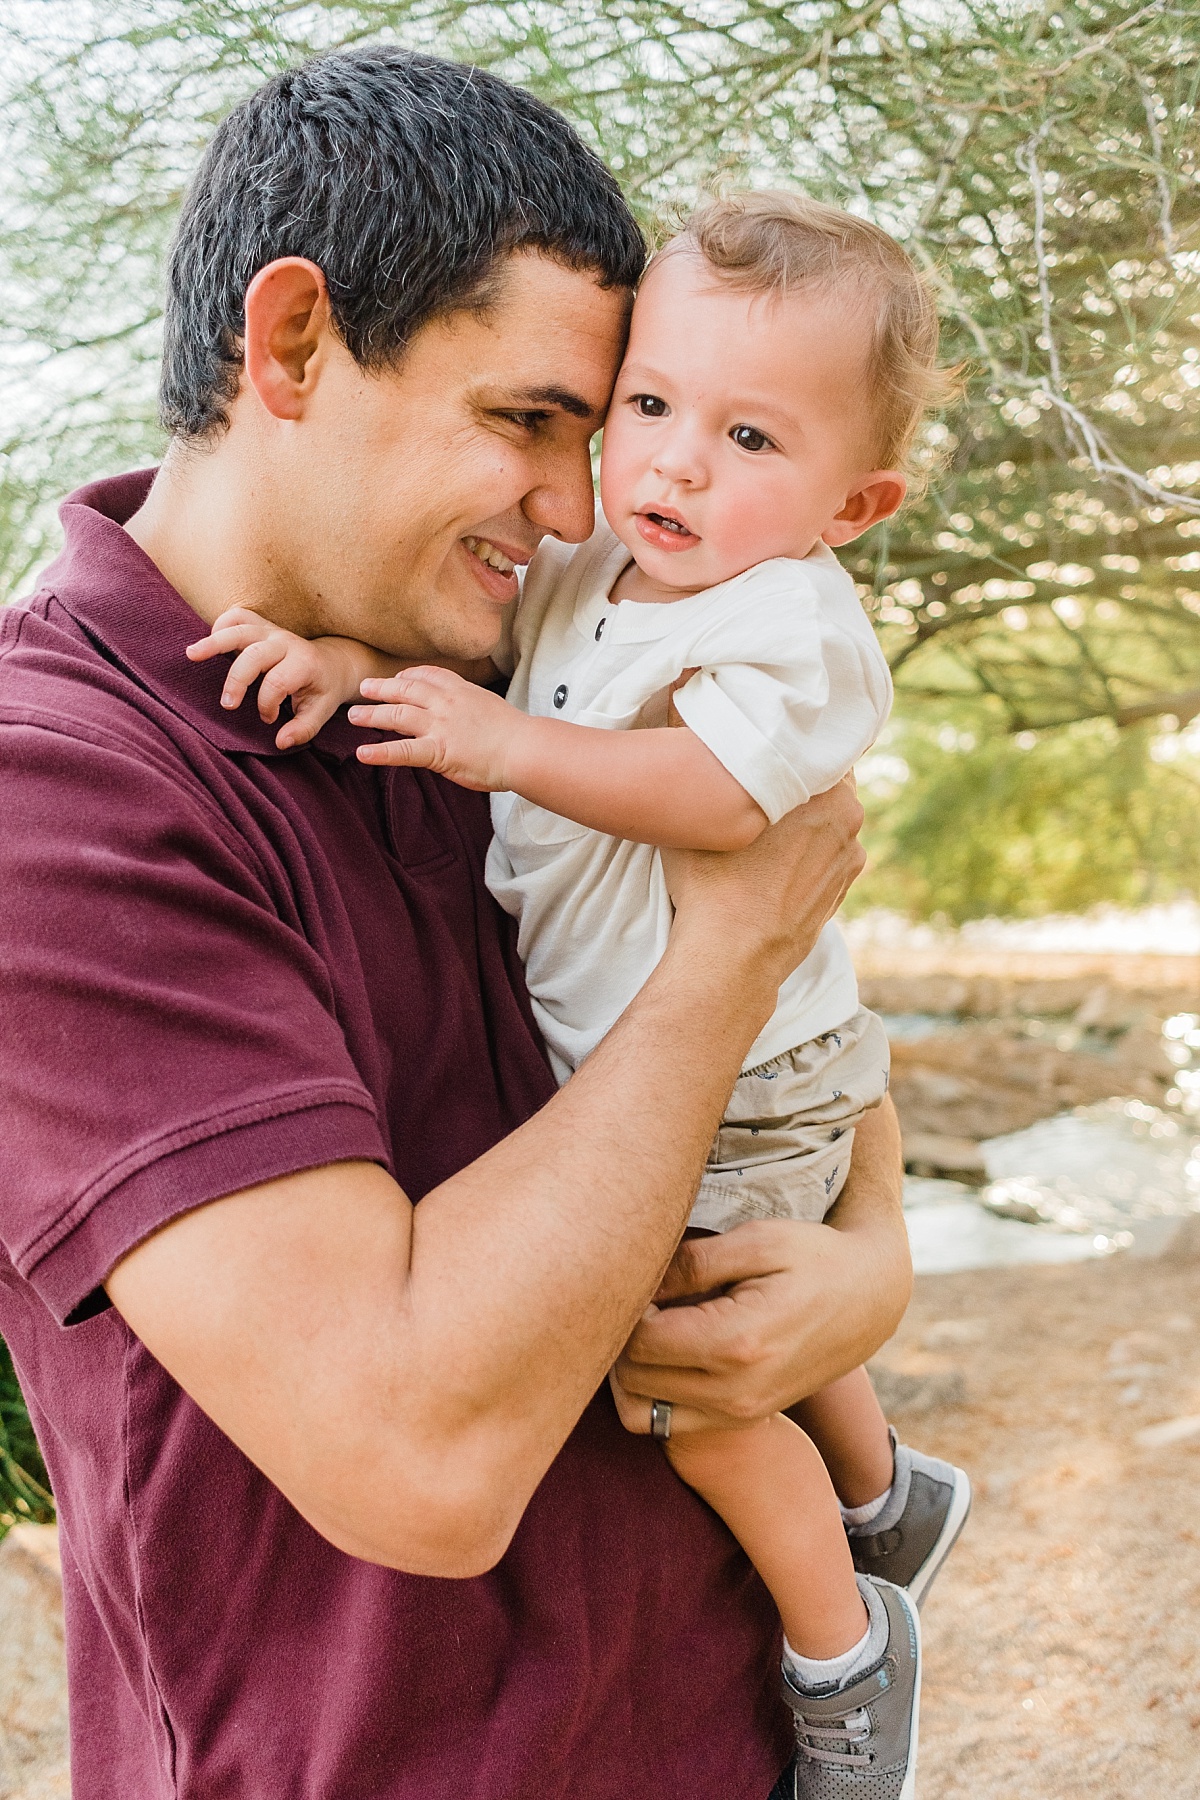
left=691, top=1006, right=891, bottom=1234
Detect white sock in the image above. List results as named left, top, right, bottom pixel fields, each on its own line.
left=782, top=1620, right=872, bottom=1693
left=840, top=1483, right=892, bottom=1529
left=781, top=1577, right=889, bottom=1694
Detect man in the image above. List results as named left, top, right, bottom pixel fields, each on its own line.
left=0, top=47, right=910, bottom=1800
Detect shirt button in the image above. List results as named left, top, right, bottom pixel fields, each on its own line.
left=594, top=618, right=606, bottom=641
left=553, top=684, right=568, bottom=709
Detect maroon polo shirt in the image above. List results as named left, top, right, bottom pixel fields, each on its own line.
left=0, top=471, right=790, bottom=1800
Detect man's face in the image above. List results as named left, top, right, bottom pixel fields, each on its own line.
left=273, top=252, right=630, bottom=661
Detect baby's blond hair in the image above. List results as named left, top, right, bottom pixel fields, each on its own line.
left=658, top=189, right=960, bottom=478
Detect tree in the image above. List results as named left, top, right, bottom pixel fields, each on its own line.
left=2, top=0, right=1197, bottom=732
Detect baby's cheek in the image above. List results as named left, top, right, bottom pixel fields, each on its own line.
left=597, top=422, right=638, bottom=517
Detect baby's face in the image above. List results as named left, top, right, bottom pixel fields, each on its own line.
left=599, top=250, right=893, bottom=594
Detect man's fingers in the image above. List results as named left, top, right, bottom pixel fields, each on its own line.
left=606, top=1367, right=738, bottom=1439
left=622, top=1287, right=764, bottom=1371
left=654, top=1219, right=795, bottom=1304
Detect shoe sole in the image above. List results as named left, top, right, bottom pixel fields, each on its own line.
left=907, top=1467, right=972, bottom=1610
left=891, top=1579, right=922, bottom=1800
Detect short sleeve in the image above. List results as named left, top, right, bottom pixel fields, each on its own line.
left=671, top=564, right=893, bottom=823
left=0, top=717, right=387, bottom=1325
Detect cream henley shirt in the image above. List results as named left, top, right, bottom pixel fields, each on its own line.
left=486, top=519, right=892, bottom=1084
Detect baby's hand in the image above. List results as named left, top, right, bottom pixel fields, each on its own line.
left=186, top=606, right=367, bottom=749
left=350, top=667, right=526, bottom=791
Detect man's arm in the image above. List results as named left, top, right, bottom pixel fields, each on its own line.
left=107, top=781, right=867, bottom=1579
left=608, top=1097, right=910, bottom=1435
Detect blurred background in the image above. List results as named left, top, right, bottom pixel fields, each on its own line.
left=0, top=4, right=1197, bottom=1796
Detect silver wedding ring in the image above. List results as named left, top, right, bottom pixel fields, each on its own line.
left=649, top=1399, right=673, bottom=1442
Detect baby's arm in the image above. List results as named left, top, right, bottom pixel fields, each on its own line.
left=351, top=668, right=768, bottom=852
left=187, top=609, right=494, bottom=750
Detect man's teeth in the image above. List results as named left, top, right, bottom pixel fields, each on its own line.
left=463, top=535, right=516, bottom=574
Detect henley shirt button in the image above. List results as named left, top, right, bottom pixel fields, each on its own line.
left=553, top=684, right=568, bottom=709
left=594, top=618, right=605, bottom=641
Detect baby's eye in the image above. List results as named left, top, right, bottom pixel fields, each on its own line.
left=633, top=394, right=668, bottom=418
left=730, top=424, right=772, bottom=453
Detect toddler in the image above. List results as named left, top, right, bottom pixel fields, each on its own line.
left=192, top=191, right=969, bottom=1799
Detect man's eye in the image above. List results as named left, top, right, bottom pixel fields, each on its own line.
left=633, top=394, right=668, bottom=418
left=730, top=424, right=771, bottom=453
left=500, top=410, right=550, bottom=431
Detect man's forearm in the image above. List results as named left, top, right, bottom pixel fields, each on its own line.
left=108, top=786, right=866, bottom=1575
left=405, top=919, right=780, bottom=1516
left=108, top=918, right=781, bottom=1578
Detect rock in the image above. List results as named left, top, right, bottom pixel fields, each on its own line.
left=903, top=1132, right=986, bottom=1180
left=869, top=1355, right=967, bottom=1416
left=1135, top=1414, right=1200, bottom=1450
left=0, top=1526, right=68, bottom=1800
left=922, top=1317, right=988, bottom=1350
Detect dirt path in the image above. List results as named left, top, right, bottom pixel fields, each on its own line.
left=890, top=1249, right=1200, bottom=1798
left=4, top=1245, right=1200, bottom=1797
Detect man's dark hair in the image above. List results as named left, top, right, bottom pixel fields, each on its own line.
left=161, top=48, right=646, bottom=437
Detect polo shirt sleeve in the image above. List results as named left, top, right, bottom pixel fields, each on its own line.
left=0, top=717, right=388, bottom=1327
left=670, top=565, right=893, bottom=824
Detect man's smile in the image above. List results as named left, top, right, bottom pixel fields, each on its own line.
left=460, top=533, right=525, bottom=601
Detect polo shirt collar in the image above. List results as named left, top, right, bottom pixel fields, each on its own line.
left=39, top=469, right=375, bottom=762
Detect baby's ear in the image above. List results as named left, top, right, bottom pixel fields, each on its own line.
left=822, top=471, right=906, bottom=547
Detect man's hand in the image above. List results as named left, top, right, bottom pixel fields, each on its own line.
left=187, top=606, right=374, bottom=749
left=662, top=775, right=865, bottom=1001
left=351, top=667, right=529, bottom=789
left=609, top=1098, right=910, bottom=1436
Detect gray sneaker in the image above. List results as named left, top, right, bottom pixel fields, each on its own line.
left=782, top=1577, right=920, bottom=1800
left=848, top=1431, right=971, bottom=1609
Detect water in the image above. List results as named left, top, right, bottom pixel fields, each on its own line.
left=846, top=901, right=1200, bottom=958
left=904, top=1094, right=1200, bottom=1274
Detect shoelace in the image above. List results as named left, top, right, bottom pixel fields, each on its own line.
left=794, top=1705, right=874, bottom=1768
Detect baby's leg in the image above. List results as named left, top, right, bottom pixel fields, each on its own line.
left=788, top=1366, right=894, bottom=1509
left=664, top=1412, right=866, bottom=1660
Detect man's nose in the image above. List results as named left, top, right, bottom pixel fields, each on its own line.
left=525, top=442, right=598, bottom=545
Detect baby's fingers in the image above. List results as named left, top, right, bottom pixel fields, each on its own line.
left=186, top=622, right=265, bottom=664
left=274, top=690, right=342, bottom=751
left=356, top=736, right=440, bottom=769
left=359, top=669, right=445, bottom=704
left=219, top=641, right=290, bottom=715
left=347, top=700, right=429, bottom=736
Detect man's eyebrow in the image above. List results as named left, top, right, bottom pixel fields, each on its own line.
left=507, top=385, right=602, bottom=420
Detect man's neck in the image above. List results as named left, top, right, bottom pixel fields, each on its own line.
left=124, top=443, right=309, bottom=631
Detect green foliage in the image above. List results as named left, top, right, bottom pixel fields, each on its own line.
left=3, top=2, right=1197, bottom=711
left=853, top=699, right=1200, bottom=921
left=0, top=1336, right=53, bottom=1540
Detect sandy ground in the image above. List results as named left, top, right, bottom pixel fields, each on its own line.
left=5, top=1243, right=1200, bottom=1798
left=889, top=1248, right=1200, bottom=1799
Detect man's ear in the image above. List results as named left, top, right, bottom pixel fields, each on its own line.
left=822, top=471, right=907, bottom=548
left=242, top=258, right=332, bottom=423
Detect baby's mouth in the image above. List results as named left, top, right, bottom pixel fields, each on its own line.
left=636, top=509, right=700, bottom=552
